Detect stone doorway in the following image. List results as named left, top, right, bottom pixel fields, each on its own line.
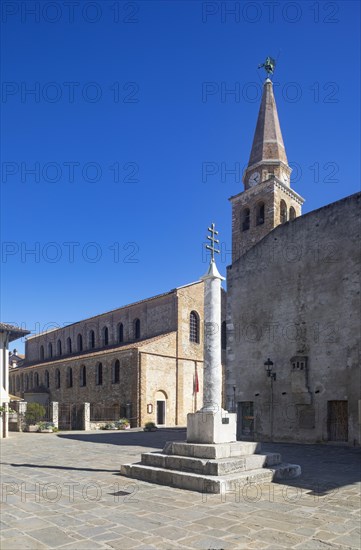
left=157, top=401, right=166, bottom=425
left=327, top=400, right=348, bottom=442
left=237, top=401, right=254, bottom=440
left=155, top=391, right=167, bottom=426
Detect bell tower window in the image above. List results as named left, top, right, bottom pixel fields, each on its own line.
left=280, top=200, right=287, bottom=224
left=241, top=208, right=250, bottom=232
left=256, top=202, right=265, bottom=225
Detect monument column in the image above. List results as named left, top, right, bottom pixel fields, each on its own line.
left=187, top=223, right=237, bottom=444
left=200, top=224, right=224, bottom=412
left=121, top=220, right=301, bottom=490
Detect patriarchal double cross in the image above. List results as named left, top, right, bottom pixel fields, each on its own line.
left=206, top=223, right=220, bottom=261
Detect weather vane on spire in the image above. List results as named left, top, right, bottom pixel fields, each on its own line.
left=258, top=56, right=276, bottom=78
left=206, top=223, right=220, bottom=262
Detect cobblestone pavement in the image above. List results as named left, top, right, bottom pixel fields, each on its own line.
left=1, top=429, right=360, bottom=549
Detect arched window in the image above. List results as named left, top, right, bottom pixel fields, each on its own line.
left=221, top=321, right=227, bottom=350
left=241, top=208, right=250, bottom=231
left=25, top=374, right=29, bottom=390
left=89, top=330, right=95, bottom=349
left=45, top=370, right=50, bottom=388
left=113, top=360, right=120, bottom=384
left=48, top=342, right=53, bottom=358
left=256, top=202, right=265, bottom=225
left=80, top=365, right=86, bottom=387
left=66, top=337, right=72, bottom=354
left=16, top=376, right=20, bottom=391
left=57, top=339, right=62, bottom=356
left=20, top=374, right=24, bottom=390
left=34, top=372, right=39, bottom=387
left=96, top=363, right=103, bottom=386
left=67, top=367, right=73, bottom=388
left=190, top=311, right=200, bottom=344
left=29, top=373, right=33, bottom=388
left=55, top=369, right=61, bottom=389
left=9, top=378, right=13, bottom=393
left=134, top=319, right=140, bottom=340
left=77, top=334, right=83, bottom=352
left=118, top=323, right=124, bottom=343
left=289, top=206, right=296, bottom=221
left=102, top=326, right=109, bottom=346
left=280, top=200, right=287, bottom=224
left=40, top=345, right=44, bottom=360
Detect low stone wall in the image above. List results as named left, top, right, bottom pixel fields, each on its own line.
left=89, top=421, right=108, bottom=430
left=89, top=421, right=131, bottom=430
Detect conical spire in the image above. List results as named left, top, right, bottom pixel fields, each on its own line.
left=248, top=78, right=288, bottom=168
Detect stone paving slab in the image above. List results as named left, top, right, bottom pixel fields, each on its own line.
left=0, top=429, right=360, bottom=549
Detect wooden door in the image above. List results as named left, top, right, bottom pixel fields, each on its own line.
left=237, top=401, right=254, bottom=440
left=156, top=401, right=165, bottom=425
left=327, top=401, right=348, bottom=441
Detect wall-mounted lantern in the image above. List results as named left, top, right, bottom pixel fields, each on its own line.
left=264, top=358, right=276, bottom=381
left=147, top=403, right=153, bottom=414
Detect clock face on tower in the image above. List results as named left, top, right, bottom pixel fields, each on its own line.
left=248, top=171, right=260, bottom=187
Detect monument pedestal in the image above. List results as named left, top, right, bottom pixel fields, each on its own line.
left=120, top=437, right=301, bottom=493
left=120, top=226, right=301, bottom=492
left=121, top=408, right=301, bottom=493
left=187, top=410, right=236, bottom=444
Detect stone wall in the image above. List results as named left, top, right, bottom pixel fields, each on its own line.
left=11, top=281, right=227, bottom=429
left=230, top=179, right=303, bottom=263
left=227, top=192, right=361, bottom=445
left=25, top=291, right=178, bottom=363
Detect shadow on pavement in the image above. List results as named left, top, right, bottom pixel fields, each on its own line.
left=56, top=427, right=187, bottom=449
left=0, top=463, right=116, bottom=473
left=56, top=431, right=361, bottom=494
left=262, top=441, right=361, bottom=496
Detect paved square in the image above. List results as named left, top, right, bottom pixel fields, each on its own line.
left=1, top=429, right=360, bottom=549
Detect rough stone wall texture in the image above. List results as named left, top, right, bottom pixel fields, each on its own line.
left=176, top=283, right=204, bottom=360
left=176, top=283, right=205, bottom=422
left=25, top=291, right=177, bottom=363
left=227, top=192, right=361, bottom=445
left=11, top=281, right=229, bottom=428
left=231, top=179, right=302, bottom=263
left=13, top=349, right=139, bottom=421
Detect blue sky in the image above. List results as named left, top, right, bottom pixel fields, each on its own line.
left=1, top=0, right=360, bottom=352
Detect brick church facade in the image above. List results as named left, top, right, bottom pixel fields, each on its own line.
left=10, top=282, right=227, bottom=428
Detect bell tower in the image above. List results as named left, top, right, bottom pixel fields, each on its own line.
left=230, top=59, right=304, bottom=263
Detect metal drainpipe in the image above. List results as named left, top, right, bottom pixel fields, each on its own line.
left=138, top=351, right=142, bottom=428
left=175, top=294, right=179, bottom=426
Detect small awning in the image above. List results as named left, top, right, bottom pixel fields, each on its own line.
left=9, top=394, right=24, bottom=401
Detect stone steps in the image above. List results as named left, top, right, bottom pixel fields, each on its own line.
left=164, top=440, right=262, bottom=459
left=120, top=462, right=301, bottom=493
left=120, top=438, right=301, bottom=493
left=141, top=451, right=282, bottom=475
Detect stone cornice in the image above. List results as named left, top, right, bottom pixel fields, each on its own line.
left=229, top=177, right=304, bottom=206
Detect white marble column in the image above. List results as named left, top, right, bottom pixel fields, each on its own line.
left=187, top=254, right=236, bottom=444
left=200, top=260, right=224, bottom=413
